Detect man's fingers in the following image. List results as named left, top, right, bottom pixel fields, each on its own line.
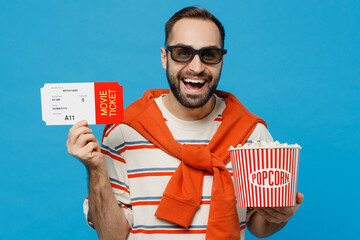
left=84, top=141, right=99, bottom=153
left=68, top=125, right=93, bottom=145
left=255, top=208, right=284, bottom=224
left=296, top=192, right=304, bottom=204
left=257, top=207, right=288, bottom=217
left=68, top=120, right=88, bottom=135
left=70, top=138, right=99, bottom=160
left=77, top=133, right=98, bottom=148
left=66, top=120, right=104, bottom=169
left=253, top=192, right=304, bottom=225
left=74, top=120, right=88, bottom=128
left=256, top=207, right=293, bottom=224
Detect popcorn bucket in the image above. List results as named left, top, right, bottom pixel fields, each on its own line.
left=229, top=145, right=301, bottom=207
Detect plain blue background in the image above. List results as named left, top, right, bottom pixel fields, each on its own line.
left=1, top=0, right=359, bottom=239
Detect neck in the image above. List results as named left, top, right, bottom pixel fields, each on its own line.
left=162, top=92, right=216, bottom=121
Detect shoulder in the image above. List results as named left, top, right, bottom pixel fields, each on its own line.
left=102, top=123, right=149, bottom=146
left=248, top=123, right=273, bottom=142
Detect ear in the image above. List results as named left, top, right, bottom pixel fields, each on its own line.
left=222, top=52, right=226, bottom=66
left=160, top=47, right=167, bottom=70
left=220, top=55, right=225, bottom=68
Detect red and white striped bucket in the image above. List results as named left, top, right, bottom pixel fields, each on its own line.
left=229, top=146, right=301, bottom=207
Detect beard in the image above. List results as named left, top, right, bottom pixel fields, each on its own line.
left=166, top=61, right=221, bottom=109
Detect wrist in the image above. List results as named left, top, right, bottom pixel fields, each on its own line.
left=86, top=154, right=105, bottom=173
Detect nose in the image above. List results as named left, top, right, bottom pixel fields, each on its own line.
left=187, top=54, right=205, bottom=74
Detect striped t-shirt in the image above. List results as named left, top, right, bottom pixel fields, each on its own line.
left=84, top=93, right=273, bottom=240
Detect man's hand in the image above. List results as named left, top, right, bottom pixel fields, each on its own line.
left=66, top=120, right=103, bottom=170
left=247, top=192, right=304, bottom=238
left=254, top=192, right=304, bottom=224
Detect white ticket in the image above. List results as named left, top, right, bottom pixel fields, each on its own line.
left=41, top=82, right=123, bottom=125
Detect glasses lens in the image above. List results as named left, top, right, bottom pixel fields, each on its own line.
left=201, top=49, right=221, bottom=64
left=171, top=47, right=193, bottom=62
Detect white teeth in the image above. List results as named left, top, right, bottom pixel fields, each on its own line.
left=183, top=79, right=205, bottom=84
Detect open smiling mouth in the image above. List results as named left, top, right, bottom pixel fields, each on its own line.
left=182, top=78, right=207, bottom=90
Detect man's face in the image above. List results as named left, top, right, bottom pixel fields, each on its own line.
left=161, top=18, right=225, bottom=109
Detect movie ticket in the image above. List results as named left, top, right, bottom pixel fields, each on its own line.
left=41, top=82, right=123, bottom=125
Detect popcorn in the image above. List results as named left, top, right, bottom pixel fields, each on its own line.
left=231, top=140, right=301, bottom=149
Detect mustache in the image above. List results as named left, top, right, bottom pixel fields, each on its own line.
left=177, top=71, right=212, bottom=81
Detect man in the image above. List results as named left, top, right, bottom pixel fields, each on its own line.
left=67, top=6, right=303, bottom=240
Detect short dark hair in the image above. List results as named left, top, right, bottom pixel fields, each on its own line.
left=165, top=6, right=225, bottom=48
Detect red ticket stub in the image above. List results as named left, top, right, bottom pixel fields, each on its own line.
left=41, top=82, right=124, bottom=125
left=94, top=82, right=124, bottom=124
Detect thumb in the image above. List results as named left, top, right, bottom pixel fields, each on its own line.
left=296, top=192, right=304, bottom=204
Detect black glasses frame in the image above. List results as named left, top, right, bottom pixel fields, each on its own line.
left=166, top=45, right=227, bottom=65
